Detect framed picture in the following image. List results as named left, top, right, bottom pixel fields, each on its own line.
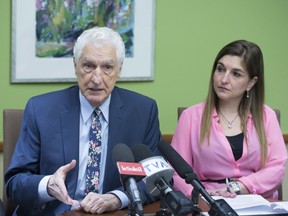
left=11, top=0, right=155, bottom=83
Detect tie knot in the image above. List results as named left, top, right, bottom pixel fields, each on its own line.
left=94, top=108, right=101, bottom=117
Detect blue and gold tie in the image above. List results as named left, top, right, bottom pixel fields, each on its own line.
left=85, top=108, right=102, bottom=194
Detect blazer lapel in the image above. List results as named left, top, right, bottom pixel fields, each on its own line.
left=103, top=87, right=126, bottom=192
left=61, top=87, right=80, bottom=197
left=61, top=106, right=80, bottom=166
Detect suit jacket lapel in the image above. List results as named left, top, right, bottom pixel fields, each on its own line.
left=61, top=86, right=80, bottom=197
left=103, top=87, right=126, bottom=192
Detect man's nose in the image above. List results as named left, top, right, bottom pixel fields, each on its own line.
left=91, top=69, right=103, bottom=83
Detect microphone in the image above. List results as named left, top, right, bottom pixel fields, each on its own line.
left=131, top=143, right=174, bottom=196
left=112, top=143, right=145, bottom=216
left=132, top=144, right=201, bottom=216
left=157, top=140, right=239, bottom=216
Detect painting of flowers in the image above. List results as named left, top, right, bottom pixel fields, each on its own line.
left=35, top=0, right=135, bottom=58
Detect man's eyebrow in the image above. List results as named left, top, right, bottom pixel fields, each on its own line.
left=102, top=60, right=116, bottom=65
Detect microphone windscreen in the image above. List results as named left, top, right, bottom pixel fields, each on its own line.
left=131, top=142, right=174, bottom=196
left=112, top=143, right=135, bottom=164
left=131, top=144, right=154, bottom=162
left=157, top=139, right=192, bottom=179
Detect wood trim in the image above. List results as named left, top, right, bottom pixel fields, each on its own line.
left=0, top=134, right=287, bottom=152
left=162, top=134, right=173, bottom=143
left=284, top=134, right=288, bottom=143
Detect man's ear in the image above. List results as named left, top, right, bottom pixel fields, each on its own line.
left=117, top=66, right=122, bottom=78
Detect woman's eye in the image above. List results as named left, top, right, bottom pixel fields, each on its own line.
left=232, top=71, right=241, bottom=77
left=216, top=65, right=225, bottom=72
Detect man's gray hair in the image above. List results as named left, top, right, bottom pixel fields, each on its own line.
left=73, top=27, right=125, bottom=65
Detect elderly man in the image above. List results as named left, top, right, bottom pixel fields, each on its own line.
left=5, top=27, right=161, bottom=215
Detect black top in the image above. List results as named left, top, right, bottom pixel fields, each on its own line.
left=226, top=133, right=244, bottom=161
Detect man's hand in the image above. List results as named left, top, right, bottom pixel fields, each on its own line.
left=47, top=160, right=79, bottom=207
left=79, top=193, right=121, bottom=214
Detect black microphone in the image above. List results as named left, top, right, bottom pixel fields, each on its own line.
left=131, top=144, right=201, bottom=216
left=112, top=143, right=145, bottom=216
left=157, top=140, right=239, bottom=216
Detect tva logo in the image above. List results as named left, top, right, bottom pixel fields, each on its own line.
left=142, top=157, right=170, bottom=174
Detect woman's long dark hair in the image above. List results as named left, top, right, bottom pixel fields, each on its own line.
left=200, top=40, right=267, bottom=166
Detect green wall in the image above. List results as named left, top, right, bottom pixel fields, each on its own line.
left=1, top=0, right=288, bottom=141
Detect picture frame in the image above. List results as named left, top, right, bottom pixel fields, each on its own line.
left=11, top=0, right=155, bottom=83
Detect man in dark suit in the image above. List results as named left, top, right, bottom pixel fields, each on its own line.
left=5, top=27, right=161, bottom=215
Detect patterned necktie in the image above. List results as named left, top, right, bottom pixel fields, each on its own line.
left=85, top=108, right=102, bottom=195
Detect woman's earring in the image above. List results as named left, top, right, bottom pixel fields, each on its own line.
left=246, top=90, right=250, bottom=98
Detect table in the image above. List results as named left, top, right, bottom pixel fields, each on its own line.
left=60, top=201, right=158, bottom=216
left=59, top=199, right=210, bottom=216
left=59, top=197, right=288, bottom=216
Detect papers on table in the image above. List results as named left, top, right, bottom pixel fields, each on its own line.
left=202, top=194, right=288, bottom=215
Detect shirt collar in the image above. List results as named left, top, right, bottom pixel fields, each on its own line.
left=212, top=106, right=253, bottom=120
left=79, top=91, right=110, bottom=124
left=212, top=107, right=219, bottom=120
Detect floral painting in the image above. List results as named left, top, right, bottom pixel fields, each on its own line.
left=35, top=0, right=135, bottom=58
left=12, top=0, right=154, bottom=82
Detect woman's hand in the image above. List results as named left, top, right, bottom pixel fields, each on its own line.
left=207, top=181, right=249, bottom=198
left=207, top=188, right=237, bottom=198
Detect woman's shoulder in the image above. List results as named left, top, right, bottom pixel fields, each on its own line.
left=181, top=102, right=205, bottom=116
left=187, top=101, right=205, bottom=110
left=263, top=104, right=277, bottom=114
left=263, top=104, right=279, bottom=122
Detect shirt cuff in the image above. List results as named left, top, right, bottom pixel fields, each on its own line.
left=38, top=175, right=55, bottom=204
left=109, top=190, right=129, bottom=209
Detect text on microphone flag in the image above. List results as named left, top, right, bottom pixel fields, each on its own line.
left=117, top=162, right=146, bottom=176
left=140, top=156, right=173, bottom=176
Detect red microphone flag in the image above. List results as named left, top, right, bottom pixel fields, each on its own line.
left=117, top=162, right=146, bottom=176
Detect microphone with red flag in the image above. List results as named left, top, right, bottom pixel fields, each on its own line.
left=112, top=143, right=145, bottom=216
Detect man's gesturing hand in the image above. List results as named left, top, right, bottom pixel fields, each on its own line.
left=47, top=159, right=79, bottom=207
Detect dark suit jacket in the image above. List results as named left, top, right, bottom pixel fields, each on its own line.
left=5, top=85, right=162, bottom=215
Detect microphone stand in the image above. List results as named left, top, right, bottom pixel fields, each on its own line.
left=155, top=177, right=201, bottom=216
left=185, top=173, right=239, bottom=216
left=127, top=201, right=143, bottom=216
left=155, top=178, right=176, bottom=216
left=125, top=179, right=144, bottom=216
left=191, top=188, right=200, bottom=215
left=156, top=196, right=173, bottom=216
